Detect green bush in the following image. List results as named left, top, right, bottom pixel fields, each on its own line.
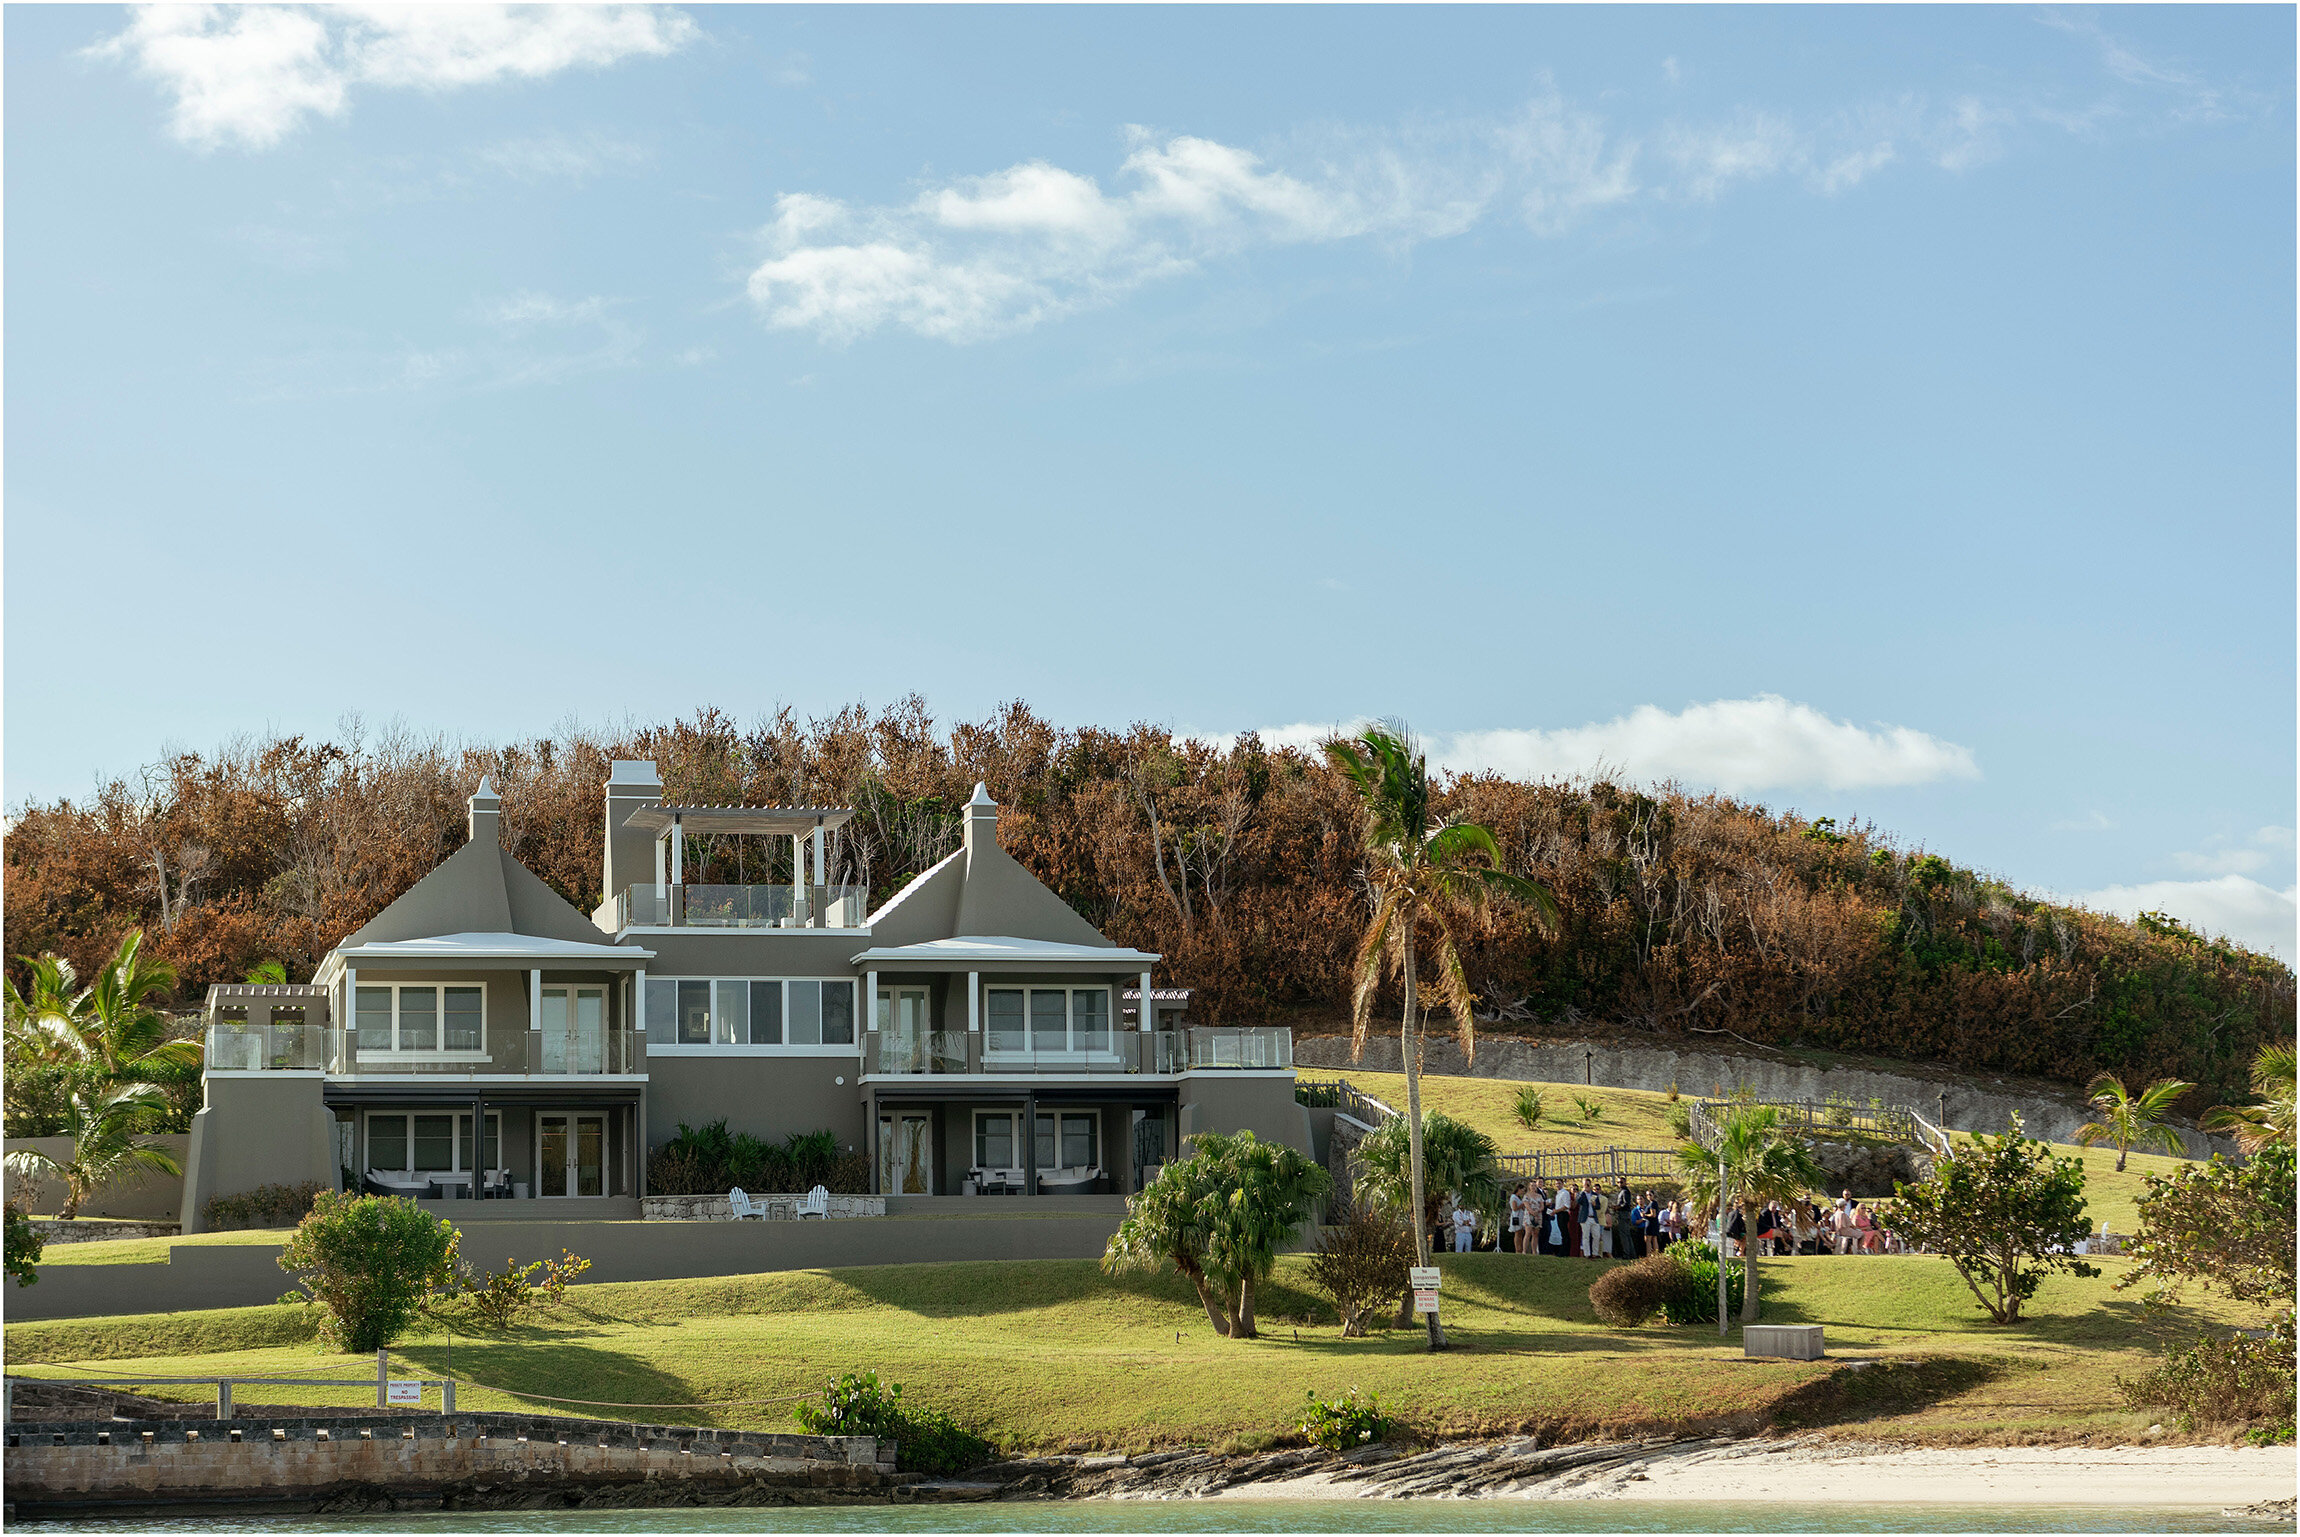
left=1655, top=1241, right=1746, bottom=1327
left=1511, top=1086, right=1545, bottom=1131
left=1299, top=1386, right=1388, bottom=1450
left=203, top=1181, right=327, bottom=1232
left=2119, top=1318, right=2295, bottom=1435
left=1588, top=1254, right=1683, bottom=1327
left=1304, top=1207, right=1413, bottom=1337
left=443, top=1249, right=592, bottom=1330
left=648, top=1122, right=869, bottom=1196
left=1572, top=1093, right=1605, bottom=1123
left=6, top=1205, right=43, bottom=1288
left=275, top=1192, right=459, bottom=1353
left=794, top=1370, right=991, bottom=1475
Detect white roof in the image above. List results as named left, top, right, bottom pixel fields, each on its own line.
left=333, top=932, right=654, bottom=964
left=849, top=935, right=1159, bottom=967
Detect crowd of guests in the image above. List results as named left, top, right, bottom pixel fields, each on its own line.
left=1437, top=1180, right=1909, bottom=1258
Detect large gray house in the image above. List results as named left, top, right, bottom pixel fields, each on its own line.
left=182, top=764, right=1306, bottom=1229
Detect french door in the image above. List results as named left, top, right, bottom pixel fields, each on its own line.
left=538, top=1113, right=606, bottom=1197
left=877, top=987, right=932, bottom=1071
left=878, top=1113, right=933, bottom=1194
left=539, top=986, right=605, bottom=1072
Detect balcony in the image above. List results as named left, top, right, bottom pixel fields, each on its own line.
left=1187, top=1027, right=1293, bottom=1070
left=205, top=1024, right=643, bottom=1077
left=603, top=884, right=867, bottom=932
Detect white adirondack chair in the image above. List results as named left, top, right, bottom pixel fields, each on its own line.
left=728, top=1187, right=766, bottom=1220
left=797, top=1184, right=829, bottom=1219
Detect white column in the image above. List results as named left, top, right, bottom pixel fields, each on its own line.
left=529, top=969, right=542, bottom=1069
left=813, top=826, right=828, bottom=918
left=967, top=972, right=980, bottom=1033
left=792, top=833, right=809, bottom=926
left=343, top=966, right=357, bottom=1065
left=669, top=820, right=684, bottom=887
left=635, top=967, right=648, bottom=1045
left=1140, top=971, right=1155, bottom=1031
left=653, top=834, right=668, bottom=899
left=866, top=970, right=880, bottom=1030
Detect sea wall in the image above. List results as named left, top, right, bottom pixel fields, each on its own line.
left=1295, top=1035, right=2236, bottom=1157
left=2, top=1411, right=897, bottom=1516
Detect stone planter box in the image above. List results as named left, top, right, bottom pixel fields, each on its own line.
left=641, top=1194, right=886, bottom=1222
left=30, top=1218, right=182, bottom=1245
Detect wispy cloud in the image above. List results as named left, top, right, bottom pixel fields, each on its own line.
left=1239, top=696, right=1980, bottom=796
left=2039, top=12, right=2230, bottom=124
left=90, top=4, right=696, bottom=151
left=2169, top=825, right=2296, bottom=879
left=474, top=129, right=649, bottom=184
left=2074, top=874, right=2295, bottom=961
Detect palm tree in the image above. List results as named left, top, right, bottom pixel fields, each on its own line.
left=5, top=1082, right=183, bottom=1219
left=2074, top=1074, right=2194, bottom=1172
left=1673, top=1103, right=1825, bottom=1324
left=2201, top=1045, right=2298, bottom=1153
left=1326, top=725, right=1557, bottom=1351
left=1352, top=1108, right=1504, bottom=1254
left=4, top=953, right=92, bottom=1068
left=7, top=932, right=198, bottom=1085
left=1104, top=1130, right=1330, bottom=1339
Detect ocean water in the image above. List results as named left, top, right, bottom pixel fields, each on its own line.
left=20, top=1502, right=2286, bottom=1534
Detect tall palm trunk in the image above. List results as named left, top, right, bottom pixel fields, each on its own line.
left=1739, top=1198, right=1763, bottom=1323
left=1402, top=919, right=1447, bottom=1351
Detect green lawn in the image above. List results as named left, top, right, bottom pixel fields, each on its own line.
left=5, top=1250, right=2250, bottom=1451
left=30, top=1228, right=301, bottom=1266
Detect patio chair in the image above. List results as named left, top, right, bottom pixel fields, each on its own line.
left=796, top=1185, right=829, bottom=1219
left=728, top=1187, right=767, bottom=1220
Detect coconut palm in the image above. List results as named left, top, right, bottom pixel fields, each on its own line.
left=3, top=953, right=92, bottom=1068
left=4, top=1082, right=183, bottom=1219
left=2201, top=1045, right=2298, bottom=1153
left=1104, top=1130, right=1330, bottom=1340
left=1673, top=1103, right=1825, bottom=1323
left=2074, top=1074, right=2194, bottom=1172
left=1326, top=725, right=1558, bottom=1351
left=7, top=932, right=198, bottom=1085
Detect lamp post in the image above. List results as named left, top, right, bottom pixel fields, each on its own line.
left=1937, top=1090, right=1948, bottom=1130
left=1716, top=1148, right=1729, bottom=1336
left=1585, top=1049, right=1594, bottom=1087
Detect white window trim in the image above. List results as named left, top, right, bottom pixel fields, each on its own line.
left=363, top=1110, right=501, bottom=1177
left=644, top=975, right=860, bottom=1055
left=981, top=986, right=1119, bottom=1058
left=353, top=981, right=489, bottom=1061
left=968, top=1109, right=1102, bottom=1171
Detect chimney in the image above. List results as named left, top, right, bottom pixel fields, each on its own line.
left=604, top=760, right=664, bottom=900
left=962, top=781, right=999, bottom=853
left=468, top=777, right=502, bottom=846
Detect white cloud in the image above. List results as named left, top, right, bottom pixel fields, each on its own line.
left=2169, top=825, right=2296, bottom=878
left=90, top=4, right=696, bottom=150
left=1238, top=696, right=1980, bottom=796
left=2074, top=875, right=2296, bottom=961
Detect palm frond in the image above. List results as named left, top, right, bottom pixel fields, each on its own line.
left=1431, top=925, right=1478, bottom=1065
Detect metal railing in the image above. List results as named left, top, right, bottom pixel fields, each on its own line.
left=9, top=1353, right=454, bottom=1421
left=327, top=1027, right=642, bottom=1076
left=1295, top=1077, right=1397, bottom=1124
left=1187, top=1027, right=1292, bottom=1070
left=612, top=885, right=867, bottom=931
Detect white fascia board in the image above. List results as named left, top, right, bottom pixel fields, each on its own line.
left=848, top=937, right=1161, bottom=967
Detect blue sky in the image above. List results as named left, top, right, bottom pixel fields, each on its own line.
left=6, top=5, right=2294, bottom=956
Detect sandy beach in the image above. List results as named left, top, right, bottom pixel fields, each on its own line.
left=1218, top=1439, right=2300, bottom=1506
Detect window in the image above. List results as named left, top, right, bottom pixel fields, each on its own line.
left=1034, top=1112, right=1099, bottom=1170
left=647, top=977, right=855, bottom=1050
left=365, top=1112, right=498, bottom=1174
left=984, top=988, right=1116, bottom=1055
left=974, top=1111, right=1016, bottom=1169
left=353, top=983, right=486, bottom=1056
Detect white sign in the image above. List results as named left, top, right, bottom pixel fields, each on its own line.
left=1408, top=1266, right=1440, bottom=1290
left=1414, top=1289, right=1441, bottom=1314
left=386, top=1382, right=422, bottom=1406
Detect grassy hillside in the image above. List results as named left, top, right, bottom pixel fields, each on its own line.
left=6, top=1252, right=2253, bottom=1449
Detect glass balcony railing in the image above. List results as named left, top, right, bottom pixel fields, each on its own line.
left=612, top=885, right=868, bottom=930
left=1187, top=1027, right=1293, bottom=1070
left=862, top=1031, right=1187, bottom=1077
left=204, top=1021, right=331, bottom=1072
left=870, top=1030, right=969, bottom=1075
left=206, top=1026, right=644, bottom=1077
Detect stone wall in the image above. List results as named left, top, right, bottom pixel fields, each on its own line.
left=1806, top=1140, right=1935, bottom=1199
left=2, top=1410, right=899, bottom=1515
left=1295, top=1035, right=2236, bottom=1158
left=28, top=1218, right=181, bottom=1245
left=640, top=1194, right=887, bottom=1222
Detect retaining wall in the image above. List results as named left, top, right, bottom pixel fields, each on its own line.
left=640, top=1194, right=886, bottom=1221
left=13, top=1212, right=1130, bottom=1322
left=2, top=1411, right=896, bottom=1515
left=1296, top=1035, right=2237, bottom=1157
left=4, top=1137, right=189, bottom=1221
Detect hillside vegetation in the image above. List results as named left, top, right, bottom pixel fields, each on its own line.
left=4, top=1254, right=2251, bottom=1447
left=5, top=701, right=2289, bottom=1102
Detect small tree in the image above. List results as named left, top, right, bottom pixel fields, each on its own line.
left=1351, top=1110, right=1503, bottom=1255
left=1672, top=1103, right=1824, bottom=1323
left=277, top=1192, right=460, bottom=1352
left=1511, top=1086, right=1544, bottom=1132
left=1105, top=1130, right=1330, bottom=1340
left=1891, top=1116, right=2096, bottom=1324
left=1306, top=1206, right=1415, bottom=1337
left=3, top=1082, right=183, bottom=1219
left=2074, top=1074, right=2194, bottom=1172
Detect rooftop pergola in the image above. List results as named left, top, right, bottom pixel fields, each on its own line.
left=622, top=804, right=859, bottom=919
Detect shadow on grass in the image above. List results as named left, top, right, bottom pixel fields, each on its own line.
left=394, top=1337, right=711, bottom=1421
left=1770, top=1354, right=2005, bottom=1430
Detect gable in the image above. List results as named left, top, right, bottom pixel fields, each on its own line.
left=340, top=839, right=605, bottom=950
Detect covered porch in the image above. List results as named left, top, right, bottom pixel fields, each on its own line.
left=325, top=1082, right=647, bottom=1204
left=865, top=1083, right=1178, bottom=1198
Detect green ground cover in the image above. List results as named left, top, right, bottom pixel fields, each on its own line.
left=29, top=1228, right=300, bottom=1266
left=6, top=1251, right=2246, bottom=1451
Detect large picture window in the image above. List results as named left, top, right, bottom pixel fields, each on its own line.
left=365, top=1111, right=499, bottom=1174
left=984, top=988, right=1114, bottom=1054
left=971, top=1111, right=1098, bottom=1170
left=353, top=984, right=485, bottom=1056
left=646, top=977, right=855, bottom=1050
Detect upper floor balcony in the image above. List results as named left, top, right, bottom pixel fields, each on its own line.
left=863, top=1025, right=1288, bottom=1077
left=206, top=1021, right=643, bottom=1078
left=598, top=883, right=868, bottom=933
